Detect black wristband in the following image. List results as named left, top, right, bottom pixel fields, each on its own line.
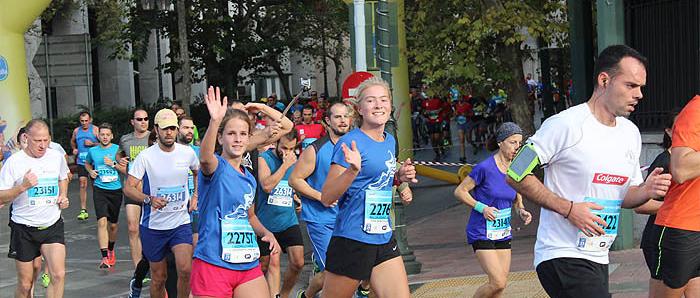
left=564, top=201, right=573, bottom=219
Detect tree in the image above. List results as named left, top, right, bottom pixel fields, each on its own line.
left=406, top=0, right=568, bottom=135
left=298, top=0, right=349, bottom=97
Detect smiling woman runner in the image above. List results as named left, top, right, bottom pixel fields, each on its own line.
left=319, top=77, right=418, bottom=298
left=454, top=122, right=532, bottom=298
left=190, top=86, right=280, bottom=298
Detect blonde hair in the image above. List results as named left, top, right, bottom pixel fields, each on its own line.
left=353, top=77, right=392, bottom=105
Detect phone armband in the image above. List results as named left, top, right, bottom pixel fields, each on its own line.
left=507, top=143, right=540, bottom=182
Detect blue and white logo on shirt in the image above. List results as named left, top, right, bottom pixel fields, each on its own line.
left=224, top=184, right=255, bottom=220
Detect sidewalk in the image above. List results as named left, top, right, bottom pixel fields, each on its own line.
left=404, top=204, right=650, bottom=297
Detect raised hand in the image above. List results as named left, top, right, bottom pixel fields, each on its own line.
left=341, top=141, right=361, bottom=172
left=398, top=158, right=418, bottom=183
left=21, top=169, right=38, bottom=191
left=282, top=151, right=297, bottom=167
left=204, top=86, right=228, bottom=121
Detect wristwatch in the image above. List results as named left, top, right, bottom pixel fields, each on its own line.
left=144, top=196, right=151, bottom=205
left=112, top=161, right=117, bottom=167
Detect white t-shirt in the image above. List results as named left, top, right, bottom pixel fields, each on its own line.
left=0, top=149, right=69, bottom=227
left=530, top=103, right=643, bottom=267
left=49, top=142, right=66, bottom=156
left=129, top=143, right=199, bottom=230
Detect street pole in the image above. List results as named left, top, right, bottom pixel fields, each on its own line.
left=377, top=0, right=421, bottom=275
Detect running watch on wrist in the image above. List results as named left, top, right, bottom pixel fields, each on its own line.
left=144, top=196, right=151, bottom=205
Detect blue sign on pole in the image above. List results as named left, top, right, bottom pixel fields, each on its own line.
left=0, top=56, right=8, bottom=81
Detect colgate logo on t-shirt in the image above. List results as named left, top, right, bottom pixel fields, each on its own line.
left=592, top=173, right=628, bottom=185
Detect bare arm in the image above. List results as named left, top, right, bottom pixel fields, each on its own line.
left=289, top=147, right=321, bottom=202
left=70, top=128, right=78, bottom=152
left=123, top=175, right=147, bottom=203
left=634, top=199, right=663, bottom=215
left=0, top=184, right=29, bottom=204
left=506, top=175, right=570, bottom=215
left=258, top=157, right=292, bottom=193
left=671, top=147, right=700, bottom=183
left=320, top=164, right=357, bottom=207
left=507, top=174, right=607, bottom=236
left=623, top=167, right=671, bottom=209
left=248, top=206, right=279, bottom=254
left=245, top=103, right=293, bottom=150
left=453, top=176, right=478, bottom=208
left=199, top=118, right=221, bottom=176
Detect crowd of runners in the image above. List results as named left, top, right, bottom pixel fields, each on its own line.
left=1, top=44, right=699, bottom=298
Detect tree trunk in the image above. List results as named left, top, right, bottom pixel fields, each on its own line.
left=176, top=0, right=192, bottom=112
left=501, top=44, right=535, bottom=135
left=25, top=18, right=46, bottom=119
left=270, top=58, right=292, bottom=100
left=332, top=57, right=342, bottom=98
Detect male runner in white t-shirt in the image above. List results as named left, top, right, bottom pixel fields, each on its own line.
left=123, top=109, right=199, bottom=298
left=0, top=119, right=70, bottom=298
left=507, top=45, right=672, bottom=297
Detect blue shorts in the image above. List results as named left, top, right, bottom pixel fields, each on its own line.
left=306, top=222, right=335, bottom=272
left=140, top=224, right=192, bottom=262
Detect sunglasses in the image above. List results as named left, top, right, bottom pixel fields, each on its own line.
left=134, top=117, right=149, bottom=121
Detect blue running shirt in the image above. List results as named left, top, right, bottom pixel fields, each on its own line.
left=255, top=150, right=298, bottom=233
left=194, top=155, right=259, bottom=270
left=86, top=144, right=121, bottom=190
left=331, top=128, right=397, bottom=245
left=75, top=124, right=98, bottom=165
left=466, top=156, right=517, bottom=243
left=300, top=137, right=338, bottom=225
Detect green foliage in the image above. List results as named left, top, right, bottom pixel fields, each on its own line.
left=406, top=0, right=568, bottom=96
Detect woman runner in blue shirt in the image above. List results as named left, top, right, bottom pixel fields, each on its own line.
left=319, top=77, right=417, bottom=298
left=454, top=122, right=532, bottom=298
left=191, top=86, right=280, bottom=298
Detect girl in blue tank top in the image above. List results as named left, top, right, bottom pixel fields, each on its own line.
left=453, top=122, right=533, bottom=298
left=191, top=87, right=279, bottom=297
left=319, top=77, right=418, bottom=298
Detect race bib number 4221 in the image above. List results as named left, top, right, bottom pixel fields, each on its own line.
left=576, top=197, right=622, bottom=252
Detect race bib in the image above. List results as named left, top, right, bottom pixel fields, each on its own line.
left=486, top=208, right=512, bottom=240
left=188, top=170, right=195, bottom=197
left=363, top=190, right=392, bottom=234
left=78, top=152, right=88, bottom=162
left=576, top=197, right=623, bottom=252
left=267, top=180, right=293, bottom=207
left=221, top=218, right=260, bottom=263
left=28, top=177, right=59, bottom=207
left=97, top=165, right=118, bottom=183
left=156, top=185, right=188, bottom=213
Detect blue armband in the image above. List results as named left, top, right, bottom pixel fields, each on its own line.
left=474, top=201, right=487, bottom=213
left=507, top=143, right=540, bottom=182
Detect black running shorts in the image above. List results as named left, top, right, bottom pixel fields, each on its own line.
left=536, top=257, right=610, bottom=298
left=9, top=218, right=65, bottom=262
left=325, top=235, right=401, bottom=281
left=257, top=225, right=304, bottom=256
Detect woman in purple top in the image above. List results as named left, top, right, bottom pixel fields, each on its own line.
left=454, top=122, right=532, bottom=298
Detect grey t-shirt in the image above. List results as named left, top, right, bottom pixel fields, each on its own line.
left=119, top=131, right=150, bottom=162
